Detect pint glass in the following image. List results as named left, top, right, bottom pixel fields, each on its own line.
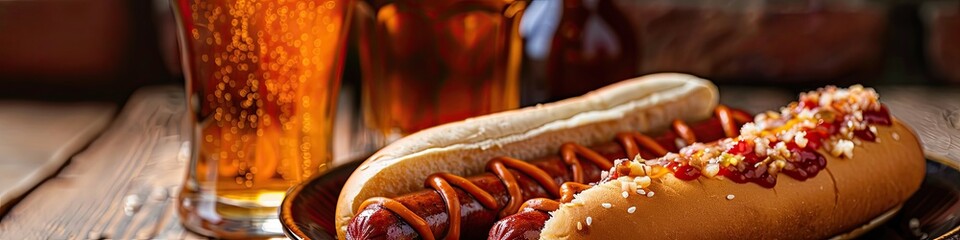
left=358, top=0, right=527, bottom=141
left=171, top=0, right=352, bottom=237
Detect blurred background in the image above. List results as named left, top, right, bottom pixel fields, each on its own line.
left=5, top=0, right=958, bottom=154
left=2, top=0, right=958, bottom=102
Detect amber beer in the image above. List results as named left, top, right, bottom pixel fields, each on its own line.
left=171, top=0, right=351, bottom=237
left=359, top=0, right=526, bottom=140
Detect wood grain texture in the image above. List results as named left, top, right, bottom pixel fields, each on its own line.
left=0, top=86, right=203, bottom=239
left=0, top=85, right=957, bottom=239
left=0, top=101, right=115, bottom=213
left=880, top=86, right=960, bottom=165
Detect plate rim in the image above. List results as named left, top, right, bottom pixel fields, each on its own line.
left=281, top=160, right=364, bottom=240
left=926, top=154, right=960, bottom=240
left=280, top=169, right=312, bottom=240
left=281, top=154, right=960, bottom=240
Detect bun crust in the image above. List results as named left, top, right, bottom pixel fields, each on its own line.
left=335, top=73, right=719, bottom=237
left=539, top=119, right=925, bottom=240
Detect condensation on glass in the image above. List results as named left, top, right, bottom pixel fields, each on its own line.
left=171, top=0, right=352, bottom=237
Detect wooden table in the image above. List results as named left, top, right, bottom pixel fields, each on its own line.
left=0, top=85, right=957, bottom=239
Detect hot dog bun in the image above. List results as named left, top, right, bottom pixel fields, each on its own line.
left=336, top=73, right=719, bottom=237
left=540, top=119, right=924, bottom=239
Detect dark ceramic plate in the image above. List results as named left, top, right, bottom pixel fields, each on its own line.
left=280, top=157, right=960, bottom=240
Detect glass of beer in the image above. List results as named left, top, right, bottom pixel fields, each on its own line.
left=170, top=0, right=352, bottom=237
left=357, top=0, right=527, bottom=142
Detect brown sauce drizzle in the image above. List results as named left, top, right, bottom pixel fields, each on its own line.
left=486, top=157, right=561, bottom=218
left=559, top=182, right=592, bottom=203
left=518, top=198, right=560, bottom=212
left=616, top=132, right=668, bottom=158
left=356, top=105, right=740, bottom=239
left=518, top=181, right=595, bottom=213
left=716, top=105, right=738, bottom=138
left=424, top=173, right=498, bottom=239
left=730, top=109, right=753, bottom=124
left=357, top=197, right=436, bottom=240
left=672, top=119, right=697, bottom=145
left=561, top=143, right=614, bottom=183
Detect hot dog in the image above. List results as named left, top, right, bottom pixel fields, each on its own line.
left=334, top=73, right=925, bottom=239
left=337, top=73, right=719, bottom=238
left=492, top=85, right=925, bottom=239
left=348, top=109, right=750, bottom=239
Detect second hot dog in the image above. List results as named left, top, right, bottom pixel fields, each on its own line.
left=492, top=85, right=925, bottom=240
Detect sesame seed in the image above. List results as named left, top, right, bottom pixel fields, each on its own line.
left=892, top=132, right=900, bottom=141
left=601, top=203, right=612, bottom=209
left=627, top=206, right=637, bottom=213
left=621, top=191, right=629, bottom=198
left=646, top=191, right=655, bottom=198
left=636, top=189, right=646, bottom=195
left=577, top=221, right=583, bottom=230
left=726, top=194, right=735, bottom=200
left=586, top=216, right=593, bottom=226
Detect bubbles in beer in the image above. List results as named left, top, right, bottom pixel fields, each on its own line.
left=185, top=0, right=344, bottom=193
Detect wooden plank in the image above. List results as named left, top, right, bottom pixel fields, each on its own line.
left=0, top=84, right=373, bottom=239
left=880, top=86, right=960, bottom=165
left=0, top=86, right=202, bottom=239
left=0, top=101, right=116, bottom=213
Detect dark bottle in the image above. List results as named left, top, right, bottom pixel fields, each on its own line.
left=546, top=0, right=638, bottom=101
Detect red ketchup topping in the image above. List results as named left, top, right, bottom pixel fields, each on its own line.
left=720, top=140, right=779, bottom=188
left=490, top=86, right=893, bottom=240
left=864, top=105, right=892, bottom=126
left=666, top=162, right=701, bottom=181
left=854, top=106, right=892, bottom=141
left=702, top=104, right=892, bottom=188
left=853, top=129, right=876, bottom=142
left=604, top=103, right=890, bottom=190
